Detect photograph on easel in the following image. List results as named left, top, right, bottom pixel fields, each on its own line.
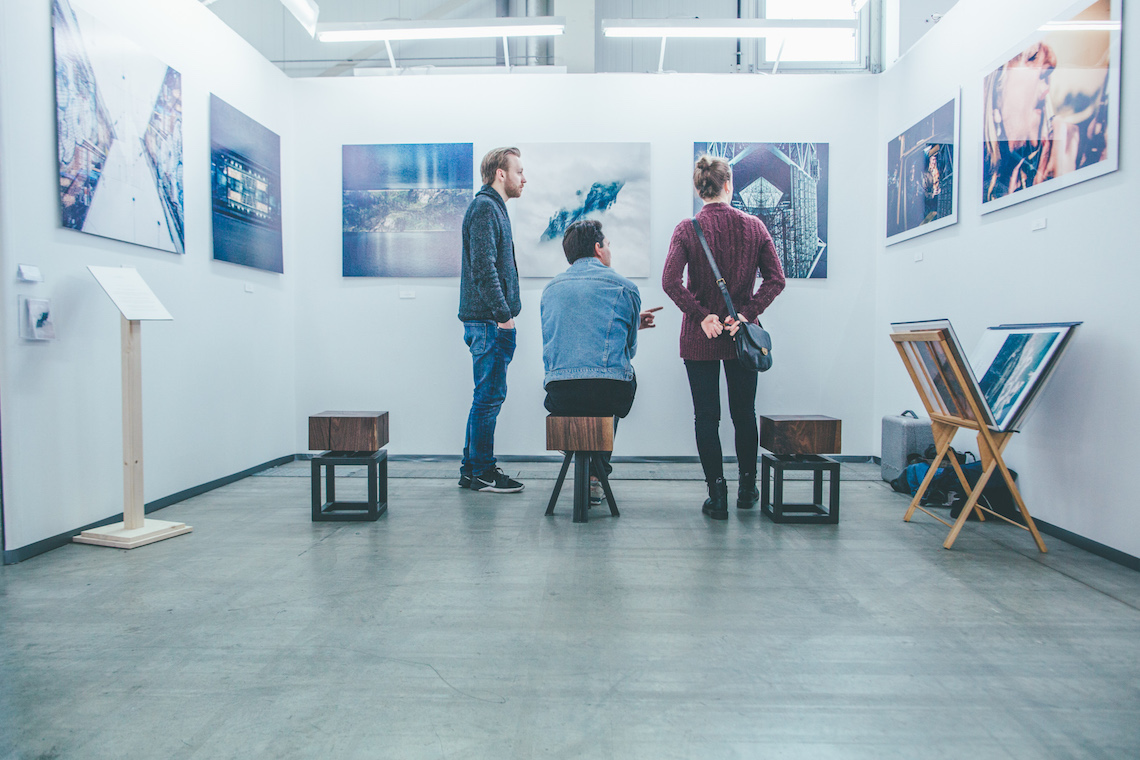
left=969, top=323, right=1081, bottom=432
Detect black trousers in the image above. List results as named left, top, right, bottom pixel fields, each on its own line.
left=544, top=377, right=636, bottom=476
left=684, top=359, right=758, bottom=484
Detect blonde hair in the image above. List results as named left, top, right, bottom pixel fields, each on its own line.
left=480, top=147, right=521, bottom=186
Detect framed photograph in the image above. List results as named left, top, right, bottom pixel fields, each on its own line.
left=969, top=323, right=1080, bottom=432
left=342, top=143, right=473, bottom=277
left=694, top=142, right=829, bottom=279
left=505, top=142, right=651, bottom=278
left=886, top=96, right=959, bottom=245
left=981, top=0, right=1120, bottom=214
left=891, top=319, right=993, bottom=428
left=210, top=96, right=283, bottom=273
left=52, top=0, right=184, bottom=254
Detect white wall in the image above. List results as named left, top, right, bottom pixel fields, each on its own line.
left=0, top=0, right=297, bottom=553
left=874, top=0, right=1139, bottom=556
left=291, top=72, right=881, bottom=462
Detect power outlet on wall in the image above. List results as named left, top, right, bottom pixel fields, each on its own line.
left=914, top=250, right=924, bottom=262
left=1032, top=218, right=1048, bottom=231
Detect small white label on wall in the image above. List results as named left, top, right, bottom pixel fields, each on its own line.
left=399, top=289, right=416, bottom=299
left=914, top=251, right=924, bottom=262
left=244, top=283, right=254, bottom=293
left=1032, top=218, right=1048, bottom=231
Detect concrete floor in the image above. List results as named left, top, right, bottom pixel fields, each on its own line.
left=1, top=462, right=1138, bottom=759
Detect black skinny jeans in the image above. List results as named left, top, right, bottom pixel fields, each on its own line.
left=684, top=359, right=759, bottom=484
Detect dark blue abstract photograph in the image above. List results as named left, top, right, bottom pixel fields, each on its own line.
left=508, top=143, right=650, bottom=278
left=694, top=142, right=829, bottom=279
left=886, top=98, right=957, bottom=245
left=210, top=95, right=282, bottom=273
left=342, top=143, right=473, bottom=277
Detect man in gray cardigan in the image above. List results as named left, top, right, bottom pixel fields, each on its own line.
left=457, top=147, right=526, bottom=493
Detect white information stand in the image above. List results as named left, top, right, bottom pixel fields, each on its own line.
left=74, top=267, right=191, bottom=549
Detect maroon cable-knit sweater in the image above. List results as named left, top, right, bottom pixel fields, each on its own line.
left=662, top=203, right=786, bottom=361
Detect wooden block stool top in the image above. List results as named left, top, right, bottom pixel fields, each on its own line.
left=761, top=415, right=841, bottom=455
left=309, top=411, right=389, bottom=452
left=546, top=416, right=614, bottom=452
left=545, top=416, right=617, bottom=524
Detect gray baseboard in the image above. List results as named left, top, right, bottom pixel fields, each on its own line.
left=9, top=453, right=1133, bottom=574
left=2, top=455, right=295, bottom=565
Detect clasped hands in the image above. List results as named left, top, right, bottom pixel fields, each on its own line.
left=700, top=313, right=745, bottom=339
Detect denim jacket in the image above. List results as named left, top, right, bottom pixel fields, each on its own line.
left=540, top=258, right=641, bottom=386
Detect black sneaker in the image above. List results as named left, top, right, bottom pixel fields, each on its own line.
left=458, top=473, right=472, bottom=489
left=471, top=468, right=524, bottom=494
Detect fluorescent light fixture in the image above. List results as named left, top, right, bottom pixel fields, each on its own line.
left=1038, top=20, right=1121, bottom=32
left=281, top=0, right=319, bottom=37
left=601, top=18, right=858, bottom=39
left=317, top=17, right=565, bottom=43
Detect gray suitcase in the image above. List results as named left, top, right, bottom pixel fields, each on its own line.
left=881, top=411, right=934, bottom=483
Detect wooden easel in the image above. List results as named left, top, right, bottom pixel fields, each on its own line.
left=891, top=330, right=1046, bottom=552
left=74, top=268, right=191, bottom=549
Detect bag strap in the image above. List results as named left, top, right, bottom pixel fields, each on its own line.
left=691, top=217, right=739, bottom=322
left=691, top=217, right=758, bottom=326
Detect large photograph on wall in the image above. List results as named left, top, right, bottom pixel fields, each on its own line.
left=506, top=143, right=651, bottom=278
left=886, top=97, right=958, bottom=245
left=342, top=143, right=472, bottom=277
left=210, top=96, right=282, bottom=273
left=694, top=142, right=829, bottom=279
left=52, top=0, right=184, bottom=254
left=981, top=0, right=1120, bottom=214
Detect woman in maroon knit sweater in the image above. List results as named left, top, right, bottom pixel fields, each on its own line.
left=662, top=156, right=786, bottom=520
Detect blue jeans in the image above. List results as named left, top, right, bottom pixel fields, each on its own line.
left=461, top=321, right=516, bottom=477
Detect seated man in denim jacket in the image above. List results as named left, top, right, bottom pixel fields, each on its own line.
left=540, top=219, right=659, bottom=483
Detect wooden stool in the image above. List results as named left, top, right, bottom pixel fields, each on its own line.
left=760, top=415, right=842, bottom=525
left=308, top=411, right=389, bottom=522
left=545, top=416, right=618, bottom=523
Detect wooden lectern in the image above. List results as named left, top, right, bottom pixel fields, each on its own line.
left=890, top=329, right=1046, bottom=552
left=74, top=267, right=191, bottom=550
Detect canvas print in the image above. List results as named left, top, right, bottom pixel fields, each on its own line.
left=210, top=96, right=283, bottom=273
left=981, top=0, right=1120, bottom=214
left=886, top=98, right=958, bottom=245
left=694, top=142, right=829, bottom=279
left=970, top=324, right=1078, bottom=431
left=53, top=0, right=184, bottom=254
left=506, top=143, right=651, bottom=278
left=342, top=143, right=472, bottom=277
left=891, top=319, right=995, bottom=427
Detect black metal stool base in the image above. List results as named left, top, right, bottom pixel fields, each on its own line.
left=545, top=451, right=618, bottom=523
left=311, top=450, right=388, bottom=521
left=761, top=453, right=840, bottom=524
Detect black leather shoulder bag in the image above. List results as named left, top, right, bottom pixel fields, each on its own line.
left=690, top=217, right=773, bottom=373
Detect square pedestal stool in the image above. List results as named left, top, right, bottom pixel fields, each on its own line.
left=308, top=411, right=389, bottom=522
left=311, top=450, right=388, bottom=521
left=760, top=415, right=842, bottom=525
left=760, top=454, right=840, bottom=524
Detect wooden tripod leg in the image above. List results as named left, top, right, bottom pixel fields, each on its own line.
left=943, top=458, right=996, bottom=549
left=905, top=421, right=956, bottom=522
left=982, top=431, right=1047, bottom=553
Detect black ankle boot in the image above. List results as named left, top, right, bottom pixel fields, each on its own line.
left=702, top=478, right=729, bottom=520
left=737, top=473, right=758, bottom=510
